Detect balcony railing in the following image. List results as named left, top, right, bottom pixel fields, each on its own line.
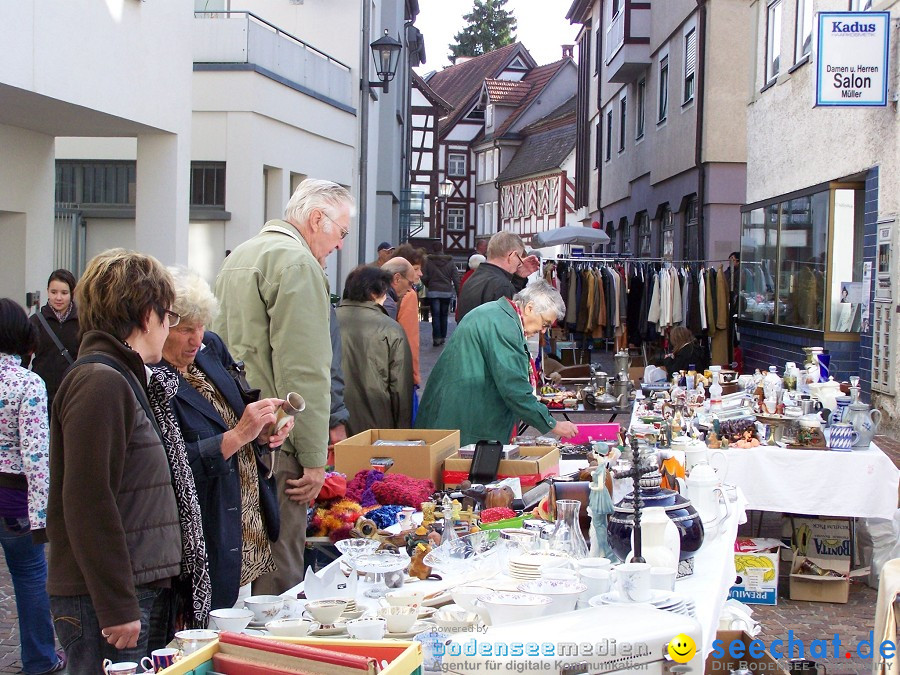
left=606, top=10, right=625, bottom=63
left=193, top=11, right=353, bottom=110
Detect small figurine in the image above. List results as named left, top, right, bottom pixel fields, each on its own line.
left=421, top=501, right=436, bottom=527
left=408, top=542, right=433, bottom=580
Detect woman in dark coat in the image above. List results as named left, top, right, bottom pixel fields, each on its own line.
left=658, top=326, right=710, bottom=376
left=159, top=267, right=292, bottom=609
left=29, top=269, right=80, bottom=410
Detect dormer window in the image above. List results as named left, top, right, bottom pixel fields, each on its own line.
left=486, top=103, right=494, bottom=127
left=465, top=106, right=485, bottom=121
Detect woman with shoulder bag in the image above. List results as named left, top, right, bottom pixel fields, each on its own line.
left=29, top=269, right=80, bottom=412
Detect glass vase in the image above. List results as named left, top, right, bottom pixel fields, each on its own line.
left=548, top=499, right=589, bottom=559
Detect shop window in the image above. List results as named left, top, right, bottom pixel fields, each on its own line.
left=638, top=212, right=651, bottom=256
left=448, top=153, right=467, bottom=177
left=766, top=0, right=783, bottom=84
left=447, top=207, right=465, bottom=231
left=660, top=207, right=674, bottom=260
left=740, top=186, right=862, bottom=332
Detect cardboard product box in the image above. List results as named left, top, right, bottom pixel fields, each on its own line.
left=788, top=516, right=851, bottom=603
left=728, top=538, right=784, bottom=605
left=705, top=630, right=789, bottom=674
left=334, top=429, right=460, bottom=489
left=442, top=445, right=561, bottom=488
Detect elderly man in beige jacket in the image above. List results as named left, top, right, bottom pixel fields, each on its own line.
left=214, top=178, right=354, bottom=594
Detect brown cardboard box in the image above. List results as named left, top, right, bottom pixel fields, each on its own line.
left=334, top=429, right=460, bottom=488
left=705, top=630, right=788, bottom=673
left=788, top=517, right=851, bottom=603
left=443, top=445, right=560, bottom=488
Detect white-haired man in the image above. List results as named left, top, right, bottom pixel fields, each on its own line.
left=381, top=257, right=418, bottom=320
left=214, top=178, right=353, bottom=594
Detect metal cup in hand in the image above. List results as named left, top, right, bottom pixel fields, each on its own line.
left=271, top=392, right=305, bottom=435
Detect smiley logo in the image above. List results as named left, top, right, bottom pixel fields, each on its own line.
left=667, top=633, right=697, bottom=663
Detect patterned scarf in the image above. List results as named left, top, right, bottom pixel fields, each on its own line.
left=147, top=366, right=211, bottom=628
left=51, top=302, right=73, bottom=323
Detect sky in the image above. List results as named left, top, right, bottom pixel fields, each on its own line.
left=413, top=0, right=580, bottom=75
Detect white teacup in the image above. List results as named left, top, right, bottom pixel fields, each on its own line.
left=574, top=557, right=612, bottom=572
left=265, top=618, right=317, bottom=637
left=243, top=594, right=285, bottom=623
left=209, top=607, right=254, bottom=632
left=384, top=589, right=426, bottom=610
left=379, top=605, right=418, bottom=633
left=650, top=566, right=677, bottom=592
left=304, top=598, right=349, bottom=626
left=174, top=629, right=218, bottom=655
left=103, top=661, right=138, bottom=675
left=612, top=562, right=651, bottom=602
left=347, top=617, right=387, bottom=640
left=578, top=568, right=612, bottom=601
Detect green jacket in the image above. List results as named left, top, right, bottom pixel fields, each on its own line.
left=213, top=220, right=331, bottom=468
left=416, top=298, right=556, bottom=445
left=335, top=300, right=413, bottom=435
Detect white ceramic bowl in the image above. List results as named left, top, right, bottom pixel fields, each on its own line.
left=209, top=608, right=254, bottom=632
left=475, top=592, right=552, bottom=626
left=378, top=605, right=418, bottom=633
left=433, top=604, right=480, bottom=631
left=305, top=598, right=349, bottom=625
left=384, top=589, right=426, bottom=609
left=450, top=585, right=493, bottom=613
left=346, top=617, right=387, bottom=640
left=243, top=595, right=284, bottom=623
left=174, top=629, right=218, bottom=655
left=265, top=618, right=317, bottom=637
left=517, top=579, right=587, bottom=615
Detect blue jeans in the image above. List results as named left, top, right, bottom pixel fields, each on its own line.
left=0, top=517, right=59, bottom=674
left=51, top=586, right=172, bottom=674
left=429, top=298, right=451, bottom=340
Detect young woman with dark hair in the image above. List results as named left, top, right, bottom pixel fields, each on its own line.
left=30, top=269, right=80, bottom=410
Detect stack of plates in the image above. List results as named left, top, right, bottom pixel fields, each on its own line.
left=589, top=590, right=695, bottom=617
left=507, top=552, right=571, bottom=580
left=341, top=600, right=363, bottom=620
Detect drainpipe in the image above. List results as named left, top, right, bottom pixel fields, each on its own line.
left=695, top=0, right=707, bottom=259
left=358, top=0, right=371, bottom=265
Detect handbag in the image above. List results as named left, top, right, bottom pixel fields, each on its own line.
left=226, top=359, right=261, bottom=405
left=35, top=310, right=73, bottom=365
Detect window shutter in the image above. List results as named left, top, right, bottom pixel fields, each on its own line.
left=685, top=30, right=697, bottom=76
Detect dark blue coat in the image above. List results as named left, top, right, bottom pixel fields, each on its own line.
left=165, top=331, right=279, bottom=610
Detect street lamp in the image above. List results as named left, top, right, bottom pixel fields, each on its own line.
left=369, top=30, right=403, bottom=94
left=438, top=180, right=453, bottom=202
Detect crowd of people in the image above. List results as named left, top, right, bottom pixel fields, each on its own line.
left=0, top=178, right=580, bottom=673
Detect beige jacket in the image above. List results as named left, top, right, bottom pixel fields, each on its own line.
left=213, top=220, right=331, bottom=469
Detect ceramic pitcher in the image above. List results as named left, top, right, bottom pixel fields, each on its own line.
left=845, top=402, right=881, bottom=448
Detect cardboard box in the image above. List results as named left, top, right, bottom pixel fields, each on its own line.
left=334, top=429, right=460, bottom=489
left=705, top=630, right=789, bottom=673
left=442, top=445, right=560, bottom=488
left=728, top=538, right=784, bottom=605
left=788, top=516, right=851, bottom=603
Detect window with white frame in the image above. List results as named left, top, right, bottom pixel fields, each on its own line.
left=660, top=207, right=674, bottom=260
left=684, top=29, right=696, bottom=103
left=795, top=0, right=813, bottom=62
left=851, top=0, right=873, bottom=9
left=638, top=212, right=651, bottom=256
left=622, top=218, right=632, bottom=254
left=611, top=0, right=621, bottom=17
left=486, top=104, right=494, bottom=127
left=619, top=96, right=627, bottom=152
left=605, top=109, right=613, bottom=161
left=477, top=153, right=485, bottom=182
left=477, top=203, right=486, bottom=233
left=447, top=207, right=465, bottom=231
left=658, top=56, right=669, bottom=122
left=636, top=78, right=646, bottom=139
left=448, top=153, right=467, bottom=177
left=486, top=151, right=494, bottom=181
left=766, top=0, right=783, bottom=83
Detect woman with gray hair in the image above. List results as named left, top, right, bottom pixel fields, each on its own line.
left=157, top=267, right=293, bottom=610
left=416, top=279, right=578, bottom=445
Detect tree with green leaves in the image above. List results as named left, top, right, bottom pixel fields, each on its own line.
left=449, top=0, right=517, bottom=62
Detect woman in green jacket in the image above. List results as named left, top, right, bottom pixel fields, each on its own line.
left=416, top=280, right=578, bottom=445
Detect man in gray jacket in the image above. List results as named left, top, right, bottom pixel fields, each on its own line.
left=214, top=179, right=354, bottom=594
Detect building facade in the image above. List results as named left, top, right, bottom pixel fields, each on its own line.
left=566, top=0, right=750, bottom=264
left=740, top=0, right=897, bottom=415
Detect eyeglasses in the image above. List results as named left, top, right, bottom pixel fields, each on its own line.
left=321, top=212, right=350, bottom=240
left=541, top=316, right=555, bottom=331
left=513, top=251, right=526, bottom=267
left=159, top=308, right=181, bottom=327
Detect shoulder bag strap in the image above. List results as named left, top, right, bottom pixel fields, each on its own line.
left=35, top=311, right=74, bottom=365
left=72, top=354, right=164, bottom=443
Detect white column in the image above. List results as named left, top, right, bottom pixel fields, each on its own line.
left=135, top=132, right=189, bottom=266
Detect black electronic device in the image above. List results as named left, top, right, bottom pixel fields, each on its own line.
left=467, top=440, right=503, bottom=485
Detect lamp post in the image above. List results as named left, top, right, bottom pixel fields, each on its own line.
left=357, top=27, right=402, bottom=265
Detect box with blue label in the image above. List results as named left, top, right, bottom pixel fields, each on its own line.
left=728, top=537, right=784, bottom=605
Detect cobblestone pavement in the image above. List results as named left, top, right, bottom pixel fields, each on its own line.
left=0, top=319, right=896, bottom=673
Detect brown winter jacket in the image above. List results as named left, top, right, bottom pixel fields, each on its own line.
left=47, top=331, right=181, bottom=628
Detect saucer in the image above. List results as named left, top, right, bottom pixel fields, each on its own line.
left=418, top=606, right=437, bottom=619
left=422, top=591, right=453, bottom=608
left=591, top=589, right=670, bottom=606
left=384, top=621, right=436, bottom=639
left=309, top=620, right=348, bottom=637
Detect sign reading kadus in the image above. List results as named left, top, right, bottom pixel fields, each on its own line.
left=816, top=11, right=890, bottom=106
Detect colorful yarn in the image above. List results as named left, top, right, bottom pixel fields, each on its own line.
left=346, top=469, right=385, bottom=507
left=307, top=498, right=364, bottom=542
left=366, top=505, right=404, bottom=530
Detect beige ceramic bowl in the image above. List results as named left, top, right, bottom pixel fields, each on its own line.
left=305, top=598, right=349, bottom=625
left=265, top=618, right=317, bottom=637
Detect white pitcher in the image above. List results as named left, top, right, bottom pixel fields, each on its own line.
left=680, top=463, right=730, bottom=534
left=683, top=442, right=728, bottom=477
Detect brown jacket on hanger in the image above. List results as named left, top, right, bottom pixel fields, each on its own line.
left=711, top=265, right=729, bottom=365
left=592, top=271, right=607, bottom=338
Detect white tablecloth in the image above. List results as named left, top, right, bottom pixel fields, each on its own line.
left=721, top=442, right=898, bottom=519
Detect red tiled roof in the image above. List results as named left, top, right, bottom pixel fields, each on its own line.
left=484, top=78, right=532, bottom=106
left=427, top=42, right=535, bottom=136
left=491, top=58, right=571, bottom=138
